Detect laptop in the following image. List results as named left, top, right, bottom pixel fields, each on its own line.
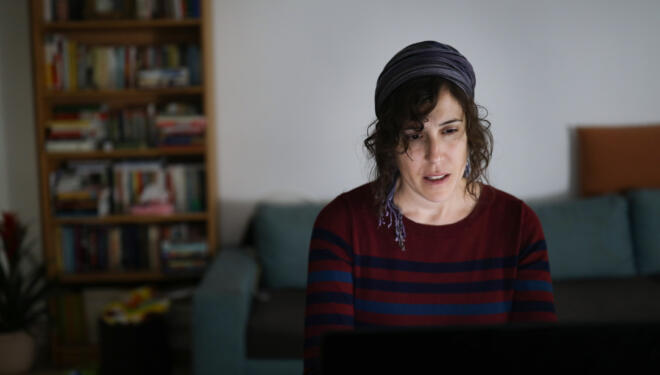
left=320, top=321, right=660, bottom=374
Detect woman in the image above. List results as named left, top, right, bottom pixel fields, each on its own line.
left=303, top=41, right=557, bottom=373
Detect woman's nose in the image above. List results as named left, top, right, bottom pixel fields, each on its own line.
left=425, top=136, right=443, bottom=162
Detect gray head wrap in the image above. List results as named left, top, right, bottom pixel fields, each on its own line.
left=374, top=41, right=476, bottom=117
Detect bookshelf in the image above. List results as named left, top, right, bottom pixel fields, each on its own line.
left=29, top=0, right=216, bottom=366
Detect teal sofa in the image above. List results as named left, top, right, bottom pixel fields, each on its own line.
left=193, top=203, right=323, bottom=375
left=192, top=189, right=660, bottom=375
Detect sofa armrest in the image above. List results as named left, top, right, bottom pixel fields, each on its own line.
left=193, top=247, right=260, bottom=375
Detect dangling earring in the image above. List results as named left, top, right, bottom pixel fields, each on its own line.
left=377, top=172, right=407, bottom=251
left=463, top=157, right=471, bottom=178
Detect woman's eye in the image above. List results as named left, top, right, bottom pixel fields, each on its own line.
left=443, top=128, right=458, bottom=135
left=406, top=133, right=422, bottom=140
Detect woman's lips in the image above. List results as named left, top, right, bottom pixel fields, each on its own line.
left=424, top=173, right=450, bottom=184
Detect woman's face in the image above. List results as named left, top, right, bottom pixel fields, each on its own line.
left=395, top=87, right=469, bottom=207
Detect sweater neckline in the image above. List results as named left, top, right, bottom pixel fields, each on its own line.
left=400, top=183, right=492, bottom=234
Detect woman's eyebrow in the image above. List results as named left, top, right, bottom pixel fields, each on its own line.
left=439, top=118, right=461, bottom=125
left=405, top=118, right=461, bottom=130
left=403, top=123, right=423, bottom=130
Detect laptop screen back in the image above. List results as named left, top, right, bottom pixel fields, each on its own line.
left=320, top=322, right=660, bottom=374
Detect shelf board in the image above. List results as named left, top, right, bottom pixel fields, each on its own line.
left=54, top=212, right=208, bottom=225
left=57, top=270, right=204, bottom=284
left=43, top=19, right=201, bottom=31
left=44, top=86, right=204, bottom=102
left=46, top=146, right=205, bottom=160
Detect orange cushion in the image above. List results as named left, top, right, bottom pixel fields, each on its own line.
left=577, top=124, right=660, bottom=196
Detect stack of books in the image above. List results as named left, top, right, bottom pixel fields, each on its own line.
left=106, top=104, right=157, bottom=149
left=51, top=160, right=112, bottom=216
left=57, top=224, right=160, bottom=272
left=161, top=240, right=208, bottom=273
left=46, top=104, right=107, bottom=152
left=50, top=159, right=205, bottom=217
left=113, top=160, right=205, bottom=214
left=134, top=0, right=202, bottom=19
left=57, top=222, right=207, bottom=273
left=44, top=34, right=201, bottom=91
left=160, top=222, right=208, bottom=273
left=155, top=114, right=206, bottom=147
left=45, top=103, right=206, bottom=152
left=43, top=0, right=202, bottom=21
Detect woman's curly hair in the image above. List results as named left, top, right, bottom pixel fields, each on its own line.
left=364, top=75, right=493, bottom=217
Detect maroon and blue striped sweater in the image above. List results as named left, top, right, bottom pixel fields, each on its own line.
left=303, top=182, right=557, bottom=373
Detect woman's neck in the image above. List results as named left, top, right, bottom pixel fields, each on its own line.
left=393, top=179, right=481, bottom=226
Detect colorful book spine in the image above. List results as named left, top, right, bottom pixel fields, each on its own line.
left=44, top=34, right=200, bottom=91
left=57, top=222, right=207, bottom=273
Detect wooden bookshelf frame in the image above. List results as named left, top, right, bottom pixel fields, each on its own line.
left=45, top=146, right=206, bottom=161
left=42, top=19, right=202, bottom=31
left=29, top=0, right=216, bottom=366
left=44, top=86, right=204, bottom=102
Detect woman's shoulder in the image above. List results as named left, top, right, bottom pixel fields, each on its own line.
left=481, top=184, right=541, bottom=227
left=482, top=184, right=521, bottom=203
left=316, top=182, right=376, bottom=222
left=481, top=184, right=536, bottom=215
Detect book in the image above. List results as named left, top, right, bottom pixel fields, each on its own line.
left=51, top=160, right=112, bottom=216
left=137, top=67, right=190, bottom=88
left=108, top=226, right=121, bottom=271
left=130, top=202, right=175, bottom=215
left=46, top=139, right=96, bottom=152
left=43, top=34, right=200, bottom=91
left=148, top=224, right=161, bottom=271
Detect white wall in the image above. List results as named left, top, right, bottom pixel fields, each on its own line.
left=213, top=0, right=660, bottom=245
left=0, top=0, right=45, bottom=354
left=0, top=63, right=10, bottom=211
left=0, top=0, right=41, bottom=243
left=1, top=1, right=659, bottom=248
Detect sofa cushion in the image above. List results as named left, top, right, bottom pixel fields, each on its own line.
left=577, top=125, right=660, bottom=196
left=552, top=276, right=660, bottom=322
left=627, top=189, right=660, bottom=275
left=529, top=194, right=636, bottom=281
left=246, top=289, right=305, bottom=359
left=254, top=202, right=324, bottom=289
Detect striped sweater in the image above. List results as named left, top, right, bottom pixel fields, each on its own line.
left=303, top=183, right=557, bottom=373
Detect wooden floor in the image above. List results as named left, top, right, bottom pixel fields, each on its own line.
left=30, top=345, right=192, bottom=374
